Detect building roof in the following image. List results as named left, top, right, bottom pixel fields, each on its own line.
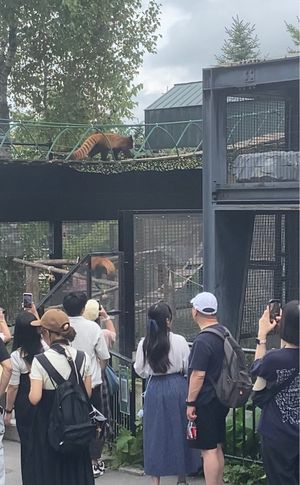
left=146, top=81, right=202, bottom=110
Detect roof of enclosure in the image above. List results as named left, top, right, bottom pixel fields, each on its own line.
left=146, top=81, right=203, bottom=110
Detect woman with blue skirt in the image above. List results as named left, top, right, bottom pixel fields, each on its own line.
left=134, top=302, right=199, bottom=485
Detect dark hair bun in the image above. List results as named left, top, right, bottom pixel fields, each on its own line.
left=63, top=326, right=76, bottom=342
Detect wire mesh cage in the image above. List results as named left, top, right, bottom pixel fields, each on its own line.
left=62, top=220, right=118, bottom=258
left=133, top=212, right=203, bottom=344
left=239, top=211, right=299, bottom=347
left=0, top=220, right=119, bottom=325
left=0, top=221, right=52, bottom=323
left=226, top=95, right=299, bottom=183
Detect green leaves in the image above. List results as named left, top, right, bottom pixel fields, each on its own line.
left=216, top=15, right=261, bottom=64
left=224, top=463, right=266, bottom=485
left=1, top=0, right=161, bottom=122
left=225, top=407, right=261, bottom=460
left=111, top=420, right=144, bottom=469
left=285, top=17, right=300, bottom=54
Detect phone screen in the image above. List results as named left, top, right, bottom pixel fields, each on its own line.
left=23, top=293, right=33, bottom=309
left=268, top=299, right=281, bottom=323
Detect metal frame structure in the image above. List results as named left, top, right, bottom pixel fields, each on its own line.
left=202, top=56, right=300, bottom=335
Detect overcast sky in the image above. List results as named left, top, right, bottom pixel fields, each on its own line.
left=132, top=0, right=298, bottom=121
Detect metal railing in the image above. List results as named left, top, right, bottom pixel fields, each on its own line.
left=0, top=118, right=202, bottom=161
left=0, top=107, right=288, bottom=164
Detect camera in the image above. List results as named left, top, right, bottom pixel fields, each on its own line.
left=22, top=292, right=33, bottom=309
left=268, top=299, right=281, bottom=323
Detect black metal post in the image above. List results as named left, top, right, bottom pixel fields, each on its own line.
left=118, top=211, right=135, bottom=358
left=202, top=71, right=227, bottom=291
left=49, top=221, right=63, bottom=287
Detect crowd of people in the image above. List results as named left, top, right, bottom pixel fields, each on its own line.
left=0, top=292, right=298, bottom=485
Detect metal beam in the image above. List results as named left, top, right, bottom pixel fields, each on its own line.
left=203, top=56, right=300, bottom=91
left=214, top=183, right=299, bottom=204
left=213, top=204, right=299, bottom=211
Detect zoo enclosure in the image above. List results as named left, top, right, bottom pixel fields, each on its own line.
left=0, top=208, right=296, bottom=350
left=0, top=98, right=289, bottom=162
left=203, top=56, right=299, bottom=341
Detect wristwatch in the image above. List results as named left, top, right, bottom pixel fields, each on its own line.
left=186, top=400, right=196, bottom=407
left=255, top=338, right=267, bottom=345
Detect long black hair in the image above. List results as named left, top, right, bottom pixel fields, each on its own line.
left=142, top=302, right=172, bottom=374
left=12, top=312, right=44, bottom=365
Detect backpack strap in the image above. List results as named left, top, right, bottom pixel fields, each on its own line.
left=51, top=344, right=85, bottom=382
left=75, top=350, right=85, bottom=374
left=36, top=354, right=66, bottom=386
left=50, top=344, right=93, bottom=407
left=199, top=326, right=232, bottom=390
left=200, top=326, right=229, bottom=340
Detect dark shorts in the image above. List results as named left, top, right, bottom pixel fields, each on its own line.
left=188, top=398, right=229, bottom=450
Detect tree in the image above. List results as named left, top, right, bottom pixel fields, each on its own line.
left=0, top=0, right=160, bottom=124
left=285, top=17, right=300, bottom=54
left=216, top=15, right=261, bottom=64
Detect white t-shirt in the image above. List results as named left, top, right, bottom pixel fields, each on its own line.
left=10, top=341, right=49, bottom=386
left=69, top=316, right=110, bottom=387
left=134, top=332, right=190, bottom=379
left=30, top=346, right=91, bottom=390
left=10, top=350, right=30, bottom=386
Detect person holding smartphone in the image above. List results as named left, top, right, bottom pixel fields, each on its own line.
left=83, top=299, right=117, bottom=476
left=4, top=308, right=46, bottom=483
left=251, top=300, right=299, bottom=485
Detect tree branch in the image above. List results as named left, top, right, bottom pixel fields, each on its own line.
left=4, top=25, right=17, bottom=76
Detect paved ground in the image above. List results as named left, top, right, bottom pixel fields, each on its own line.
left=4, top=439, right=205, bottom=484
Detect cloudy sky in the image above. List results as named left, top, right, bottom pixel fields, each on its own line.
left=133, top=0, right=298, bottom=121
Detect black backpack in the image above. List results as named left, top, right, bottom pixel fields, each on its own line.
left=201, top=327, right=252, bottom=408
left=36, top=345, right=96, bottom=454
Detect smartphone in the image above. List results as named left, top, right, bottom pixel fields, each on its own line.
left=22, top=292, right=33, bottom=309
left=268, top=299, right=281, bottom=323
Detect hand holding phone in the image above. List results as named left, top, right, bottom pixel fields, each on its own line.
left=22, top=293, right=33, bottom=309
left=268, top=299, right=281, bottom=323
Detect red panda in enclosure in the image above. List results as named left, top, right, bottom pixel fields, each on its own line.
left=72, top=133, right=133, bottom=161
left=91, top=256, right=116, bottom=280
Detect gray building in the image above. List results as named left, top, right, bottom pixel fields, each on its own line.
left=144, top=81, right=203, bottom=150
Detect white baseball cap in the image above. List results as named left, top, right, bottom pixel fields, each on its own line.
left=190, top=292, right=218, bottom=315
left=83, top=299, right=100, bottom=321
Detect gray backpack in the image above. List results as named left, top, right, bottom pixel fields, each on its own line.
left=201, top=327, right=252, bottom=408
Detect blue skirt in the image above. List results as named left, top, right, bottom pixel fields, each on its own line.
left=143, top=373, right=200, bottom=477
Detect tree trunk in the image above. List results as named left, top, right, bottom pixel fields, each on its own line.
left=0, top=75, right=10, bottom=158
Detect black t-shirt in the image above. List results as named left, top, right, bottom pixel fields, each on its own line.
left=188, top=323, right=226, bottom=405
left=0, top=338, right=9, bottom=363
left=251, top=348, right=299, bottom=444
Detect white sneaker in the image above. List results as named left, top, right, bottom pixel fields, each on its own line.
left=97, top=460, right=105, bottom=474
left=93, top=464, right=101, bottom=478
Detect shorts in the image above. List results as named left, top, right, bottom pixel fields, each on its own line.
left=188, top=398, right=229, bottom=450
